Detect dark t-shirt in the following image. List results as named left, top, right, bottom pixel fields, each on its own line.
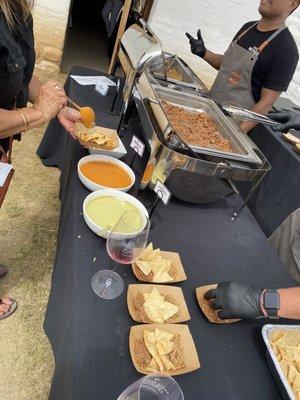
left=233, top=21, right=299, bottom=102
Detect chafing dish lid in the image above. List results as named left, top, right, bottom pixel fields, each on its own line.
left=121, top=23, right=162, bottom=72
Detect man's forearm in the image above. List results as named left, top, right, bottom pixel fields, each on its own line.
left=29, top=75, right=42, bottom=103
left=240, top=88, right=281, bottom=134
left=203, top=50, right=224, bottom=70
left=277, top=288, right=300, bottom=319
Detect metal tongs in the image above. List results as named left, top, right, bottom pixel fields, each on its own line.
left=222, top=103, right=280, bottom=127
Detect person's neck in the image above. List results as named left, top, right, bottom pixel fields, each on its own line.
left=258, top=16, right=286, bottom=31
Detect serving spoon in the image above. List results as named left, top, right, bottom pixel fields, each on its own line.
left=67, top=96, right=96, bottom=128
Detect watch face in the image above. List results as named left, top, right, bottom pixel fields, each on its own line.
left=264, top=292, right=280, bottom=310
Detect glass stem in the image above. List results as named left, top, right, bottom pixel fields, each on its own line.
left=110, top=262, right=119, bottom=281
left=100, top=263, right=120, bottom=298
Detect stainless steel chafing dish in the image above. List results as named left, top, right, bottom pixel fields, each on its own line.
left=130, top=73, right=271, bottom=216
left=138, top=71, right=262, bottom=165
left=148, top=84, right=262, bottom=165
left=117, top=21, right=271, bottom=216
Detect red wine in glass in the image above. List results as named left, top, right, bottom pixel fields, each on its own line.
left=108, top=245, right=135, bottom=264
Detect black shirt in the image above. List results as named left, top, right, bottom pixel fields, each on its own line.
left=0, top=11, right=35, bottom=151
left=233, top=21, right=299, bottom=103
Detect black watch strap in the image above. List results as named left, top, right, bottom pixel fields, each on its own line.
left=263, top=289, right=280, bottom=319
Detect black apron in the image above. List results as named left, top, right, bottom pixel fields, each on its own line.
left=0, top=11, right=35, bottom=152
left=210, top=23, right=286, bottom=110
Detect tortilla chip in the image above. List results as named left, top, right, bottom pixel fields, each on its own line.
left=156, top=340, right=175, bottom=355
left=293, top=374, right=300, bottom=392
left=279, top=359, right=290, bottom=376
left=289, top=364, right=298, bottom=384
left=270, top=330, right=286, bottom=344
left=283, top=133, right=300, bottom=145
left=143, top=288, right=179, bottom=323
left=146, top=357, right=159, bottom=373
left=146, top=249, right=161, bottom=262
left=160, top=353, right=176, bottom=371
left=75, top=123, right=118, bottom=149
left=136, top=243, right=175, bottom=283
left=270, top=329, right=300, bottom=397
left=143, top=329, right=178, bottom=372
left=141, top=243, right=154, bottom=260
left=136, top=260, right=153, bottom=276
left=144, top=330, right=164, bottom=372
left=155, top=329, right=174, bottom=343
left=153, top=271, right=173, bottom=283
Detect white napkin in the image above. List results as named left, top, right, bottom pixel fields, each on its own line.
left=71, top=75, right=116, bottom=87
left=0, top=162, right=13, bottom=187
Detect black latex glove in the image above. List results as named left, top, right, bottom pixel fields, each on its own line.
left=204, top=282, right=265, bottom=320
left=185, top=29, right=207, bottom=58
left=269, top=111, right=300, bottom=133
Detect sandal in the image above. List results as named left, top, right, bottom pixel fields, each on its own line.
left=0, top=266, right=8, bottom=279
left=0, top=298, right=17, bottom=321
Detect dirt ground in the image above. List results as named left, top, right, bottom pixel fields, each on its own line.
left=0, top=68, right=66, bottom=400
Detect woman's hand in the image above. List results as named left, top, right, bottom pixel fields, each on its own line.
left=33, top=80, right=67, bottom=122
left=57, top=106, right=81, bottom=138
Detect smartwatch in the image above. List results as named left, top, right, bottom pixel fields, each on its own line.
left=263, top=289, right=280, bottom=319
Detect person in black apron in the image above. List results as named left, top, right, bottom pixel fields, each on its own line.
left=186, top=0, right=299, bottom=133
left=0, top=1, right=80, bottom=320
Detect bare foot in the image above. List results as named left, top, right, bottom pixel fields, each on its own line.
left=0, top=298, right=13, bottom=316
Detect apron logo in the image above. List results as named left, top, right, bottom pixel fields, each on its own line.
left=228, top=70, right=241, bottom=86
left=248, top=46, right=259, bottom=56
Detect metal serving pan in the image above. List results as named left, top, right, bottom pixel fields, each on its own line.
left=262, top=324, right=300, bottom=400
left=150, top=85, right=262, bottom=165
left=148, top=54, right=208, bottom=92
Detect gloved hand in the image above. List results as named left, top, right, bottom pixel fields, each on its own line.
left=269, top=111, right=300, bottom=133
left=185, top=29, right=207, bottom=58
left=204, top=282, right=265, bottom=320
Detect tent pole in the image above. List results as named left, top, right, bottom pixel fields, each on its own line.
left=108, top=0, right=133, bottom=75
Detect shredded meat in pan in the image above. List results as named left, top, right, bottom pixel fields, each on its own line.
left=167, top=67, right=183, bottom=81
left=162, top=102, right=233, bottom=153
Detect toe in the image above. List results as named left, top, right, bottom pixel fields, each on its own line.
left=2, top=297, right=13, bottom=306
left=0, top=303, right=10, bottom=313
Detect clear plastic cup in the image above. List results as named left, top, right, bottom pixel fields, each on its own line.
left=117, top=374, right=184, bottom=400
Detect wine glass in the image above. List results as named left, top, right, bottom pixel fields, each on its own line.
left=117, top=374, right=184, bottom=400
left=91, top=210, right=150, bottom=300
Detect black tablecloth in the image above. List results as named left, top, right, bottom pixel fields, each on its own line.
left=38, top=67, right=298, bottom=400
left=245, top=125, right=300, bottom=237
